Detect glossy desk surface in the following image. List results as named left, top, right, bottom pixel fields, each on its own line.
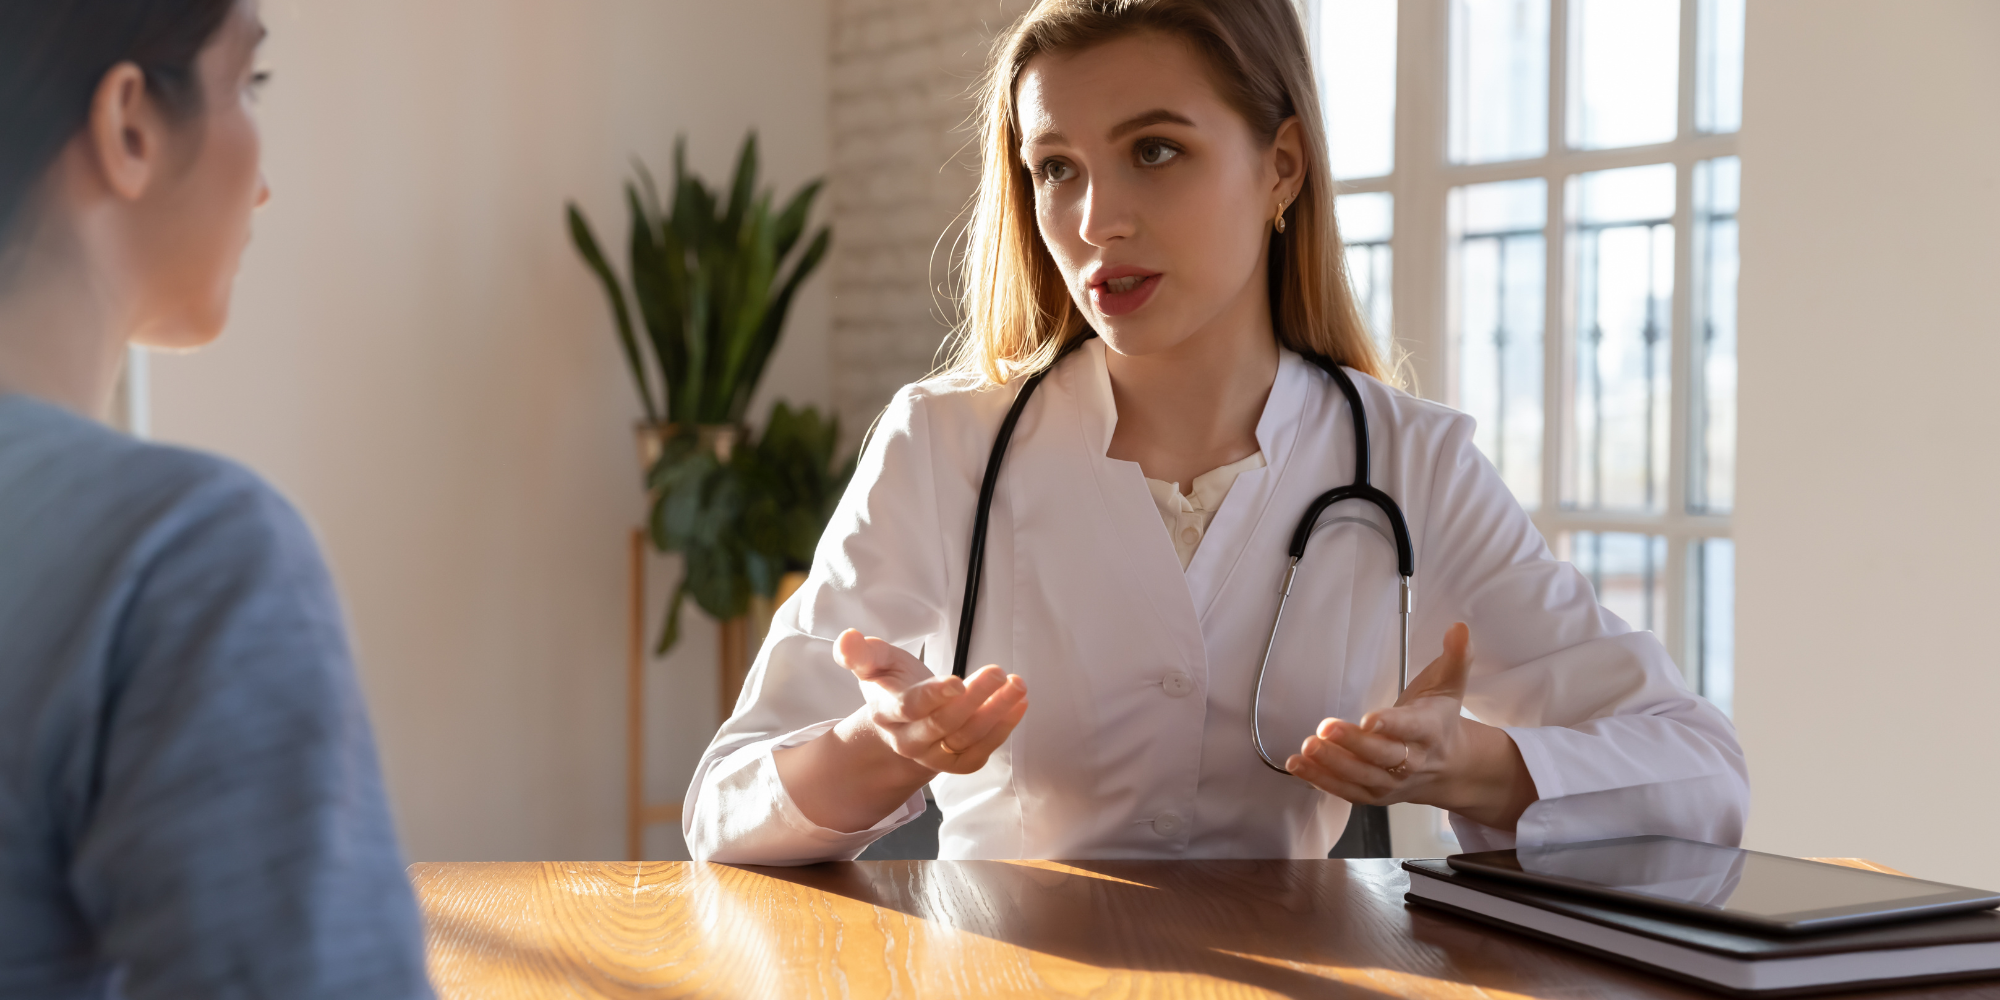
left=412, top=858, right=1999, bottom=999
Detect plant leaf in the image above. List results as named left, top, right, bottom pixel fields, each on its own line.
left=654, top=578, right=689, bottom=655
left=672, top=135, right=688, bottom=203
left=653, top=202, right=690, bottom=416
left=743, top=548, right=777, bottom=599
left=728, top=225, right=830, bottom=423
left=720, top=196, right=777, bottom=413
left=623, top=184, right=680, bottom=421
left=722, top=132, right=759, bottom=247
left=567, top=202, right=659, bottom=423
left=686, top=544, right=749, bottom=620
left=772, top=178, right=822, bottom=260
left=683, top=249, right=711, bottom=421
left=636, top=160, right=664, bottom=227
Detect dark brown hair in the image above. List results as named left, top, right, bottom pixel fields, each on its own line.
left=0, top=0, right=237, bottom=245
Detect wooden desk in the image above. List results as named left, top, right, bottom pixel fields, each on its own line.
left=413, top=858, right=2000, bottom=999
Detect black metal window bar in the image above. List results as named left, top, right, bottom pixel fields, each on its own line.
left=1575, top=215, right=1673, bottom=633
left=1691, top=185, right=1739, bottom=697
left=1689, top=196, right=1738, bottom=515
left=1345, top=237, right=1393, bottom=350
left=1458, top=224, right=1541, bottom=484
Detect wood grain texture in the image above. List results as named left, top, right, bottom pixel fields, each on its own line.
left=412, top=859, right=2000, bottom=999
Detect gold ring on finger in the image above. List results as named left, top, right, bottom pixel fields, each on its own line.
left=1386, top=743, right=1412, bottom=776
left=940, top=738, right=968, bottom=755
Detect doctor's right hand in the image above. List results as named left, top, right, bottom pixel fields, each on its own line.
left=833, top=629, right=1028, bottom=775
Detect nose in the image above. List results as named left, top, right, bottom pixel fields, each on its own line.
left=255, top=173, right=271, bottom=208
left=1077, top=177, right=1137, bottom=247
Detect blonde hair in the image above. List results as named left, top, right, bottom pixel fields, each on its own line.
left=946, top=0, right=1390, bottom=386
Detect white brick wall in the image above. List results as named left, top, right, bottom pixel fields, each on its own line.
left=828, top=0, right=1035, bottom=439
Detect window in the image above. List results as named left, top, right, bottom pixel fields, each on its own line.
left=1335, top=191, right=1396, bottom=357
left=1314, top=0, right=1742, bottom=710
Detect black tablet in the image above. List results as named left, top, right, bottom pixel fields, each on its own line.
left=1446, top=836, right=2000, bottom=934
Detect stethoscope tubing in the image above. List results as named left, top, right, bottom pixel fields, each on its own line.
left=1251, top=354, right=1416, bottom=773
left=952, top=333, right=1417, bottom=780
left=1248, top=562, right=1411, bottom=774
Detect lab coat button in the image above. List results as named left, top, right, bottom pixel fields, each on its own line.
left=1161, top=671, right=1195, bottom=697
left=1152, top=812, right=1184, bottom=837
left=1179, top=526, right=1200, bottom=545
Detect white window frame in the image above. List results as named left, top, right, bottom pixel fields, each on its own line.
left=113, top=346, right=152, bottom=439
left=1312, top=0, right=1736, bottom=684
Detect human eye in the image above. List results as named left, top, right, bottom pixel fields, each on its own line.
left=1033, top=158, right=1076, bottom=185
left=1135, top=139, right=1181, bottom=167
left=246, top=69, right=272, bottom=100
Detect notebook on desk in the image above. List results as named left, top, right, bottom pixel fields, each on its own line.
left=1403, top=859, right=2000, bottom=997
left=1447, top=835, right=2000, bottom=933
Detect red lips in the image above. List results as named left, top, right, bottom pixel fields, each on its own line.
left=1087, top=265, right=1162, bottom=317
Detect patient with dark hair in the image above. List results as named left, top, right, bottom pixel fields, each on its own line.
left=0, top=1, right=434, bottom=996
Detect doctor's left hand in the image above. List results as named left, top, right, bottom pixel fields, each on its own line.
left=1284, top=622, right=1539, bottom=832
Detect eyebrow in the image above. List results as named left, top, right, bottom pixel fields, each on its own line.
left=1108, top=108, right=1196, bottom=139
left=1022, top=108, right=1198, bottom=149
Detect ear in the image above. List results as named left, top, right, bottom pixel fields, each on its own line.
left=1269, top=116, right=1307, bottom=207
left=84, top=62, right=168, bottom=202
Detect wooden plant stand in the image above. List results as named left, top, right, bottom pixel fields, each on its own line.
left=623, top=526, right=804, bottom=861
left=625, top=529, right=678, bottom=861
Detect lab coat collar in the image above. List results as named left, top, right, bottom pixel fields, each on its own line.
left=1059, top=340, right=1316, bottom=620
left=1066, top=338, right=1314, bottom=469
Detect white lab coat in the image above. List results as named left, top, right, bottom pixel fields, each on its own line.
left=684, top=342, right=1747, bottom=863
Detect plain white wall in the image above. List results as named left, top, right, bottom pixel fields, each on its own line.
left=148, top=0, right=832, bottom=861
left=1736, top=0, right=2000, bottom=885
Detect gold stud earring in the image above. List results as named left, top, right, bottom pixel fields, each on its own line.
left=1274, top=201, right=1288, bottom=233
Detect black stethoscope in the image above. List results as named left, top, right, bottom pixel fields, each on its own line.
left=949, top=331, right=1415, bottom=775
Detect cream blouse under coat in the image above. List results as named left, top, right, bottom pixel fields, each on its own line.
left=1146, top=452, right=1265, bottom=570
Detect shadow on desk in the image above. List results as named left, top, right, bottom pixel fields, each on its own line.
left=735, top=858, right=1706, bottom=999
left=857, top=800, right=1393, bottom=861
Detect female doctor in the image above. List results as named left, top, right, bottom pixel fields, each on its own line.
left=685, top=0, right=1747, bottom=864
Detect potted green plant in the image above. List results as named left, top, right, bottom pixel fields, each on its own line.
left=649, top=402, right=856, bottom=651
left=567, top=132, right=846, bottom=653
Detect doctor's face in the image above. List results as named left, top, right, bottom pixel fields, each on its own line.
left=1015, top=31, right=1298, bottom=359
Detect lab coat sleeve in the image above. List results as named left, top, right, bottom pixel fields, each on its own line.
left=683, top=386, right=951, bottom=864
left=1414, top=414, right=1749, bottom=852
